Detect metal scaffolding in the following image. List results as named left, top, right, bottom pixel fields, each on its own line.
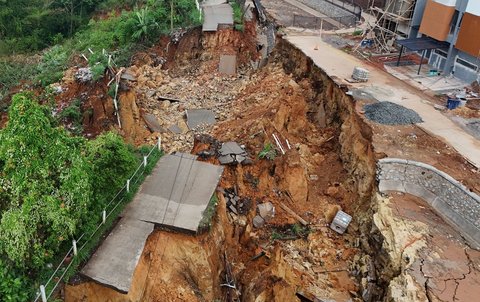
left=362, top=0, right=417, bottom=53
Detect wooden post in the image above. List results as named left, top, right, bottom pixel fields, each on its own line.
left=144, top=156, right=148, bottom=167
left=40, top=285, right=47, bottom=302
left=158, top=137, right=162, bottom=151
left=127, top=179, right=130, bottom=193
left=102, top=210, right=106, bottom=224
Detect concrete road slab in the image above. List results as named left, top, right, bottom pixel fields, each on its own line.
left=186, top=109, right=216, bottom=129
left=203, top=4, right=233, bottom=31
left=81, top=217, right=153, bottom=293
left=122, top=153, right=223, bottom=232
left=219, top=55, right=237, bottom=75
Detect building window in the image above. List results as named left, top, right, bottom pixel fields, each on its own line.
left=450, top=11, right=460, bottom=34
left=455, top=58, right=478, bottom=71
left=436, top=49, right=448, bottom=58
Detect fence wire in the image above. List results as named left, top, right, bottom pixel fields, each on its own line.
left=34, top=143, right=160, bottom=302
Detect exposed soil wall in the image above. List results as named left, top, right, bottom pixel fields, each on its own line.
left=274, top=38, right=393, bottom=300
left=275, top=38, right=377, bottom=214
left=65, top=192, right=233, bottom=301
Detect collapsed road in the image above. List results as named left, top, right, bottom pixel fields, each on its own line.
left=57, top=2, right=480, bottom=302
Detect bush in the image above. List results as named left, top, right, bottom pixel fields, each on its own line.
left=0, top=93, right=91, bottom=269
left=86, top=132, right=137, bottom=214
left=58, top=99, right=83, bottom=135
left=36, top=45, right=69, bottom=86
left=0, top=260, right=30, bottom=302
left=0, top=59, right=39, bottom=102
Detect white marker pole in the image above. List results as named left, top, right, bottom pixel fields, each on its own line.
left=40, top=285, right=47, bottom=302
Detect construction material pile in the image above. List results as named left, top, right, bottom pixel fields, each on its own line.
left=364, top=101, right=423, bottom=125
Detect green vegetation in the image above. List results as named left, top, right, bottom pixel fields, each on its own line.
left=231, top=1, right=244, bottom=31
left=270, top=224, right=310, bottom=241
left=58, top=99, right=83, bottom=135
left=352, top=29, right=364, bottom=36
left=258, top=142, right=277, bottom=161
left=0, top=0, right=202, bottom=95
left=0, top=93, right=160, bottom=300
left=198, top=194, right=219, bottom=232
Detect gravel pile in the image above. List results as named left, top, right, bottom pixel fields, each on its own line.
left=364, top=102, right=423, bottom=125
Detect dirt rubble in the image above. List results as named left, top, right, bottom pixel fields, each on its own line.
left=64, top=24, right=380, bottom=301
left=61, top=11, right=480, bottom=302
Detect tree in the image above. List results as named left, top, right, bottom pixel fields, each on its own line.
left=0, top=93, right=91, bottom=269
left=131, top=6, right=159, bottom=41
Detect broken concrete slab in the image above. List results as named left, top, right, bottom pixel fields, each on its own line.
left=186, top=109, right=216, bottom=130
left=219, top=54, right=237, bottom=75
left=143, top=113, right=166, bottom=133
left=122, top=153, right=224, bottom=232
left=81, top=217, right=153, bottom=293
left=218, top=141, right=250, bottom=165
left=219, top=141, right=245, bottom=155
left=253, top=215, right=265, bottom=228
left=168, top=123, right=183, bottom=134
left=218, top=154, right=246, bottom=165
left=257, top=202, right=275, bottom=220
left=202, top=3, right=234, bottom=31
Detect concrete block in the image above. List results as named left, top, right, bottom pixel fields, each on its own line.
left=330, top=210, right=352, bottom=234
left=219, top=54, right=237, bottom=75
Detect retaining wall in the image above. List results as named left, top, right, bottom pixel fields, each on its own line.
left=377, top=158, right=480, bottom=249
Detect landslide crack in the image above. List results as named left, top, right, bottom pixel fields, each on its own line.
left=420, top=258, right=432, bottom=302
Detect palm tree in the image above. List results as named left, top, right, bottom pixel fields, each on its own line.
left=132, top=7, right=159, bottom=42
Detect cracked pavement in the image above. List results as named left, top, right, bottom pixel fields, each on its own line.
left=389, top=193, right=480, bottom=302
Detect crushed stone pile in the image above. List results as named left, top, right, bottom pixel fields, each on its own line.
left=364, top=101, right=423, bottom=125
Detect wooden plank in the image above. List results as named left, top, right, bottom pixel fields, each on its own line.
left=279, top=202, right=308, bottom=226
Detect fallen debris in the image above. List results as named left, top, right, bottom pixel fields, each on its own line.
left=330, top=210, right=352, bottom=234
left=279, top=202, right=308, bottom=226
left=253, top=215, right=265, bottom=228
left=186, top=109, right=216, bottom=130
left=143, top=113, right=166, bottom=133
left=352, top=66, right=369, bottom=82
left=75, top=67, right=93, bottom=83
left=224, top=188, right=251, bottom=216
left=218, top=141, right=250, bottom=165
left=257, top=202, right=275, bottom=220
left=168, top=123, right=183, bottom=134
left=219, top=54, right=237, bottom=75
left=120, top=72, right=136, bottom=81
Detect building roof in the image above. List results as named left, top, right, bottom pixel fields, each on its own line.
left=396, top=37, right=450, bottom=51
